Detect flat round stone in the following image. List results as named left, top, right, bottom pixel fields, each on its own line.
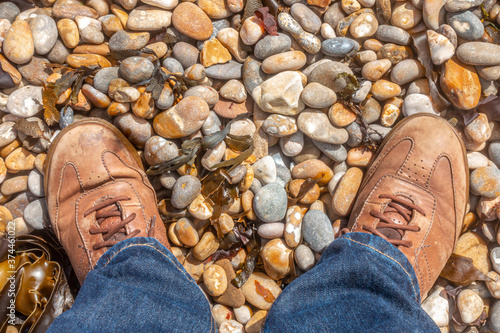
left=253, top=183, right=288, bottom=222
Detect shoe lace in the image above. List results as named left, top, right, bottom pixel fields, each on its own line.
left=341, top=194, right=426, bottom=248
left=84, top=195, right=156, bottom=251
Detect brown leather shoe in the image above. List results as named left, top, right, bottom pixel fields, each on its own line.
left=44, top=118, right=170, bottom=284
left=344, top=114, right=468, bottom=300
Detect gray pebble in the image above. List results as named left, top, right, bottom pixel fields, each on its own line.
left=28, top=169, right=44, bottom=197
left=321, top=37, right=360, bottom=57
left=253, top=183, right=288, bottom=222
left=490, top=300, right=500, bottom=332
left=242, top=57, right=267, bottom=94
left=489, top=141, right=500, bottom=168
left=0, top=122, right=17, bottom=147
left=445, top=0, right=482, bottom=12
left=492, top=247, right=500, bottom=274
left=312, top=140, right=347, bottom=162
left=0, top=2, right=20, bottom=23
left=352, top=81, right=372, bottom=103
left=160, top=171, right=179, bottom=190
left=302, top=209, right=335, bottom=253
left=163, top=57, right=184, bottom=74
left=295, top=244, right=316, bottom=271
left=171, top=175, right=202, bottom=209
left=119, top=57, right=155, bottom=83
left=291, top=3, right=322, bottom=33
left=254, top=33, right=292, bottom=60
left=205, top=61, right=243, bottom=80
left=59, top=106, right=73, bottom=129
left=29, top=15, right=58, bottom=55
left=457, top=42, right=500, bottom=66
left=276, top=165, right=291, bottom=187
left=368, top=124, right=392, bottom=141
left=361, top=97, right=381, bottom=124
left=375, top=25, right=411, bottom=45
left=309, top=61, right=354, bottom=92
left=447, top=11, right=484, bottom=41
left=23, top=199, right=49, bottom=230
left=47, top=40, right=70, bottom=64
left=250, top=178, right=262, bottom=194
left=173, top=42, right=200, bottom=68
left=301, top=82, right=337, bottom=109
left=94, top=67, right=120, bottom=94
left=346, top=122, right=363, bottom=147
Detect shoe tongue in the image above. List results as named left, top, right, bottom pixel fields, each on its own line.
left=377, top=207, right=409, bottom=241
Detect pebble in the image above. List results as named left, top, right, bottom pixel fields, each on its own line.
left=321, top=37, right=360, bottom=57
left=252, top=155, right=277, bottom=184
left=427, top=30, right=455, bottom=65
left=261, top=51, right=307, bottom=75
left=173, top=42, right=200, bottom=69
left=219, top=320, right=244, bottom=333
left=332, top=167, right=363, bottom=216
left=212, top=304, right=234, bottom=326
left=218, top=28, right=248, bottom=62
left=486, top=272, right=500, bottom=299
left=203, top=264, right=228, bottom=297
left=28, top=169, right=44, bottom=197
left=490, top=301, right=500, bottom=332
left=23, top=198, right=49, bottom=230
left=284, top=206, right=303, bottom=248
left=362, top=59, right=392, bottom=81
left=109, top=30, right=149, bottom=52
left=457, top=42, right=500, bottom=66
left=113, top=113, right=152, bottom=148
left=197, top=0, right=231, bottom=19
left=29, top=15, right=58, bottom=55
left=301, top=83, right=337, bottom=109
left=277, top=12, right=321, bottom=54
left=253, top=183, right=287, bottom=222
left=261, top=238, right=292, bottom=279
left=154, top=96, right=210, bottom=138
left=2, top=20, right=34, bottom=65
left=213, top=259, right=245, bottom=307
left=280, top=131, right=304, bottom=157
left=0, top=3, right=19, bottom=23
left=245, top=311, right=267, bottom=333
left=370, top=80, right=401, bottom=101
left=390, top=59, right=425, bottom=85
left=421, top=286, right=450, bottom=327
left=171, top=175, right=202, bottom=209
left=258, top=223, right=285, bottom=239
left=291, top=3, right=322, bottom=33
left=349, top=13, right=378, bottom=38
left=252, top=71, right=305, bottom=116
left=119, top=56, right=154, bottom=83
left=193, top=231, right=220, bottom=261
left=295, top=244, right=316, bottom=271
left=457, top=289, right=484, bottom=324
left=241, top=272, right=281, bottom=310
left=254, top=33, right=292, bottom=60
left=240, top=17, right=265, bottom=46
left=127, top=6, right=172, bottom=31
left=205, top=61, right=243, bottom=80
left=291, top=159, right=333, bottom=185
left=233, top=305, right=252, bottom=324
left=328, top=102, right=357, bottom=127
left=447, top=11, right=484, bottom=41
left=465, top=113, right=492, bottom=144
left=391, top=2, right=422, bottom=29
left=302, top=209, right=335, bottom=252
left=219, top=80, right=246, bottom=103
left=470, top=167, right=500, bottom=198
left=6, top=86, right=43, bottom=118
left=262, top=115, right=297, bottom=137
left=454, top=232, right=490, bottom=274
left=402, top=94, right=437, bottom=117
left=297, top=109, right=348, bottom=145
left=142, top=0, right=178, bottom=9
left=0, top=122, right=17, bottom=148
left=144, top=136, right=178, bottom=166
left=375, top=25, right=410, bottom=45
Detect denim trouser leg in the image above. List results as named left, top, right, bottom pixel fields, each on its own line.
left=47, top=237, right=215, bottom=333
left=47, top=233, right=439, bottom=333
left=263, top=232, right=440, bottom=333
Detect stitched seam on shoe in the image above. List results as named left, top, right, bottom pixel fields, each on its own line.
left=340, top=237, right=419, bottom=302
left=55, top=162, right=84, bottom=239
left=363, top=137, right=413, bottom=189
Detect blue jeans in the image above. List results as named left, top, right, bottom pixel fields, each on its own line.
left=47, top=232, right=439, bottom=332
